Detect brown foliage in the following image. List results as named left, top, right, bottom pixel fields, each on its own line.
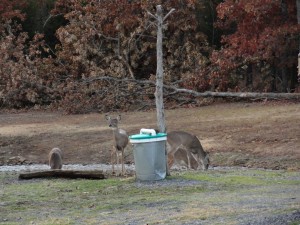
left=201, top=0, right=300, bottom=92
left=0, top=0, right=299, bottom=112
left=47, top=0, right=210, bottom=113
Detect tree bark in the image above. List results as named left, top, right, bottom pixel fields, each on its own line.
left=246, top=64, right=253, bottom=89
left=297, top=0, right=300, bottom=22
left=297, top=0, right=300, bottom=80
left=281, top=67, right=288, bottom=92
left=155, top=5, right=166, bottom=133
left=19, top=170, right=106, bottom=180
left=298, top=52, right=300, bottom=82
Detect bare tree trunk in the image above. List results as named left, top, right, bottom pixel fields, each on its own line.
left=280, top=0, right=289, bottom=92
left=147, top=5, right=174, bottom=133
left=271, top=64, right=277, bottom=92
left=155, top=5, right=166, bottom=133
left=298, top=0, right=300, bottom=22
left=298, top=52, right=300, bottom=82
left=246, top=64, right=253, bottom=89
left=281, top=67, right=288, bottom=92
left=297, top=0, right=300, bottom=81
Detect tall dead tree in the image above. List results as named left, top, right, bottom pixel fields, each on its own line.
left=148, top=5, right=175, bottom=133
left=297, top=0, right=300, bottom=81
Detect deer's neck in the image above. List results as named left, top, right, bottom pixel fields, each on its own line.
left=112, top=128, right=127, bottom=137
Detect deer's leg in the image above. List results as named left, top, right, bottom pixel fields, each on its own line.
left=180, top=147, right=192, bottom=169
left=111, top=146, right=116, bottom=174
left=187, top=152, right=191, bottom=169
left=121, top=149, right=125, bottom=176
left=167, top=146, right=178, bottom=172
left=195, top=152, right=205, bottom=170
left=167, top=152, right=174, bottom=170
left=189, top=153, right=199, bottom=170
left=116, top=150, right=120, bottom=175
left=166, top=143, right=172, bottom=176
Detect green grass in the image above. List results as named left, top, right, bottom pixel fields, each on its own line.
left=176, top=169, right=300, bottom=186
left=1, top=169, right=299, bottom=225
left=289, top=221, right=300, bottom=225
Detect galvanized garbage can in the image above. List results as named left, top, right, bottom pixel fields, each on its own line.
left=129, top=129, right=167, bottom=181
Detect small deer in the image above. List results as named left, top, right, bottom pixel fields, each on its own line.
left=49, top=148, right=63, bottom=170
left=105, top=115, right=128, bottom=175
left=167, top=131, right=209, bottom=171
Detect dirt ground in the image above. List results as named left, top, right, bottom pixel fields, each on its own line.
left=0, top=101, right=299, bottom=170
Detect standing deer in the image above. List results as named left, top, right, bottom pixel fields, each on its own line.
left=105, top=115, right=128, bottom=175
left=49, top=147, right=63, bottom=169
left=167, top=131, right=209, bottom=171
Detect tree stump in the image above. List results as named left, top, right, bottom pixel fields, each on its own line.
left=18, top=170, right=106, bottom=180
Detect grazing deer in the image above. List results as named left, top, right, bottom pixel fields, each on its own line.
left=167, top=131, right=209, bottom=171
left=49, top=148, right=63, bottom=170
left=105, top=115, right=128, bottom=175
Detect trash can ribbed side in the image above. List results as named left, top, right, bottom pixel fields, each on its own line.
left=129, top=130, right=167, bottom=181
left=132, top=141, right=166, bottom=181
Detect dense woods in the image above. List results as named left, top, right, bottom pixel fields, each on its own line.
left=0, top=0, right=299, bottom=113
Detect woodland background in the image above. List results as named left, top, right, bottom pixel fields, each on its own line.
left=1, top=0, right=299, bottom=113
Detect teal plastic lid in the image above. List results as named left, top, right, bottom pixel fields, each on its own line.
left=129, top=132, right=167, bottom=140
left=129, top=129, right=167, bottom=143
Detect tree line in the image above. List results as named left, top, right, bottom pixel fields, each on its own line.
left=0, top=0, right=299, bottom=113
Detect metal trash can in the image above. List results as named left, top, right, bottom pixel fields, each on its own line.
left=129, top=129, right=167, bottom=181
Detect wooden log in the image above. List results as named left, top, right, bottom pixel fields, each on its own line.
left=19, top=170, right=106, bottom=180
left=85, top=76, right=300, bottom=100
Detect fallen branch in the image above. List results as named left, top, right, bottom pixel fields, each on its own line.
left=84, top=76, right=300, bottom=100
left=19, top=170, right=106, bottom=180
left=163, top=87, right=300, bottom=100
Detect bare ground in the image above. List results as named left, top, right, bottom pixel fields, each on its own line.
left=0, top=101, right=299, bottom=170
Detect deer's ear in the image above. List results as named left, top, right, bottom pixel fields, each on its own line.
left=117, top=115, right=121, bottom=121
left=105, top=115, right=110, bottom=120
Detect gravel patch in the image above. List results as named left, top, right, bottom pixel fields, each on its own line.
left=0, top=163, right=135, bottom=172
left=241, top=210, right=300, bottom=225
